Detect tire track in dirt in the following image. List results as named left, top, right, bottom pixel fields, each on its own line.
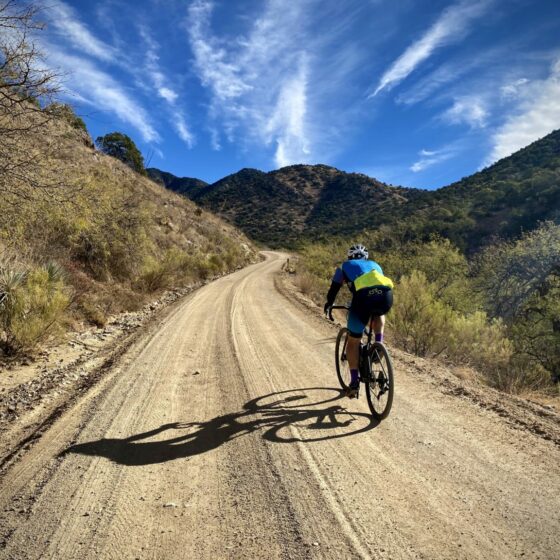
left=0, top=252, right=558, bottom=560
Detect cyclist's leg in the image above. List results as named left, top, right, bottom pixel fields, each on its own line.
left=372, top=315, right=385, bottom=342
left=346, top=308, right=366, bottom=395
left=346, top=308, right=365, bottom=369
left=370, top=289, right=394, bottom=342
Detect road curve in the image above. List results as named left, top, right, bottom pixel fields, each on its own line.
left=0, top=252, right=559, bottom=559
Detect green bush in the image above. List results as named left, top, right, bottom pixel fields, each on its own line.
left=0, top=262, right=70, bottom=354
left=391, top=270, right=452, bottom=357
left=138, top=248, right=189, bottom=292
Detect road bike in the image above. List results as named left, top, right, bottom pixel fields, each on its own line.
left=328, top=305, right=394, bottom=420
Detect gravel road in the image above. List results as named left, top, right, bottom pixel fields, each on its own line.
left=1, top=252, right=559, bottom=559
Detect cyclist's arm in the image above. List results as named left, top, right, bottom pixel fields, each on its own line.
left=325, top=267, right=344, bottom=307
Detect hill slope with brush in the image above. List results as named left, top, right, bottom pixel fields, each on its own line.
left=150, top=129, right=560, bottom=250
left=0, top=108, right=256, bottom=356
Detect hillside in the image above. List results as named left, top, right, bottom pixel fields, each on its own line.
left=146, top=167, right=209, bottom=198
left=0, top=107, right=256, bottom=357
left=149, top=164, right=416, bottom=246
left=150, top=129, right=560, bottom=250
left=401, top=129, right=560, bottom=250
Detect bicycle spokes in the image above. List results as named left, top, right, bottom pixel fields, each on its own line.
left=365, top=343, right=394, bottom=420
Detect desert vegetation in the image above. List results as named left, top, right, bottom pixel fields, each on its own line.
left=293, top=223, right=560, bottom=394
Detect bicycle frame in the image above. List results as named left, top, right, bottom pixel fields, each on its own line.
left=329, top=305, right=383, bottom=383
left=330, top=304, right=395, bottom=419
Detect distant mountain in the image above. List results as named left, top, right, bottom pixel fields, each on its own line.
left=147, top=168, right=208, bottom=197
left=401, top=129, right=560, bottom=250
left=148, top=129, right=560, bottom=250
left=148, top=164, right=417, bottom=246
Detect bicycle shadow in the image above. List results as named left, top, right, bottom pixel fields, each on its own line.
left=62, top=387, right=379, bottom=466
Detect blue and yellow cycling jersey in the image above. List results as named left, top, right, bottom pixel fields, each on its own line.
left=332, top=259, right=394, bottom=292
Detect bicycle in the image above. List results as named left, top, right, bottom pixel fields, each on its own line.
left=328, top=305, right=394, bottom=420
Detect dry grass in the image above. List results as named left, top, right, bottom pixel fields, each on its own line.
left=0, top=109, right=256, bottom=357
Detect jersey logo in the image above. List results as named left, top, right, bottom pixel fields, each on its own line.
left=368, top=288, right=384, bottom=296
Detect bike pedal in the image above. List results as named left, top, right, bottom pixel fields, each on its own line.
left=346, top=387, right=359, bottom=399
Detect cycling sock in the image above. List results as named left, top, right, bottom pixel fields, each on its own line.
left=350, top=369, right=359, bottom=385
left=375, top=333, right=383, bottom=343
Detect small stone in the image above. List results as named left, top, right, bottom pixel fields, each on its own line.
left=163, top=502, right=178, bottom=508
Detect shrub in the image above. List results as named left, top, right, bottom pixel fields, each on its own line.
left=391, top=270, right=453, bottom=357
left=96, top=132, right=146, bottom=175
left=138, top=248, right=189, bottom=292
left=0, top=262, right=70, bottom=355
left=295, top=271, right=318, bottom=297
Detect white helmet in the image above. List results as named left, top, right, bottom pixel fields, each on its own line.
left=347, top=244, right=368, bottom=260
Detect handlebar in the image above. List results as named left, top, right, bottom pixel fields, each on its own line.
left=327, top=304, right=349, bottom=321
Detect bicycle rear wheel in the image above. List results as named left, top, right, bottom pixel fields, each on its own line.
left=335, top=328, right=352, bottom=390
left=365, top=342, right=394, bottom=420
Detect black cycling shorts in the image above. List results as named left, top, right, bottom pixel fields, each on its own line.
left=347, top=287, right=393, bottom=338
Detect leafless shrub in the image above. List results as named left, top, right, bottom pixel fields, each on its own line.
left=0, top=0, right=67, bottom=202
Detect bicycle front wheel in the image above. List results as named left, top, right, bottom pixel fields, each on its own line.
left=365, top=342, right=394, bottom=420
left=335, top=328, right=352, bottom=390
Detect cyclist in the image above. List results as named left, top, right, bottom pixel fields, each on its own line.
left=324, top=244, right=394, bottom=398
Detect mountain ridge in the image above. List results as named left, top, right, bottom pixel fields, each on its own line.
left=148, top=129, right=560, bottom=250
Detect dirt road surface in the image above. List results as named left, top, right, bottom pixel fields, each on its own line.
left=1, top=252, right=559, bottom=559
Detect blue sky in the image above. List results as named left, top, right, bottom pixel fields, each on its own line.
left=39, top=0, right=560, bottom=188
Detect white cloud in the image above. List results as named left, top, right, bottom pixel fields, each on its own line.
left=371, top=0, right=491, bottom=96
left=443, top=96, right=488, bottom=128
left=209, top=127, right=221, bottom=151
left=47, top=1, right=115, bottom=62
left=500, top=78, right=529, bottom=99
left=410, top=146, right=456, bottom=173
left=174, top=113, right=195, bottom=148
left=47, top=49, right=159, bottom=142
left=265, top=59, right=310, bottom=167
left=187, top=0, right=252, bottom=101
left=139, top=27, right=180, bottom=103
left=158, top=87, right=178, bottom=103
left=139, top=27, right=194, bottom=147
left=186, top=0, right=311, bottom=166
left=487, top=59, right=560, bottom=164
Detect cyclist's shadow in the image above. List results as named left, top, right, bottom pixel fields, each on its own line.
left=62, top=387, right=379, bottom=466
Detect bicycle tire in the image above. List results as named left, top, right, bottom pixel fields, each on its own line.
left=365, top=342, right=394, bottom=420
left=335, top=328, right=352, bottom=390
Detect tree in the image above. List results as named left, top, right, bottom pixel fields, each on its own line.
left=477, top=222, right=560, bottom=383
left=477, top=222, right=560, bottom=319
left=0, top=0, right=62, bottom=201
left=95, top=132, right=146, bottom=175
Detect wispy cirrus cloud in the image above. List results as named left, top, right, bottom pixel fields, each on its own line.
left=500, top=77, right=529, bottom=99
left=186, top=0, right=311, bottom=167
left=442, top=96, right=488, bottom=128
left=371, top=0, right=491, bottom=97
left=47, top=1, right=115, bottom=62
left=40, top=2, right=161, bottom=143
left=46, top=47, right=159, bottom=143
left=487, top=58, right=560, bottom=164
left=410, top=145, right=457, bottom=172
left=188, top=0, right=252, bottom=101
left=139, top=27, right=194, bottom=148
left=264, top=57, right=310, bottom=167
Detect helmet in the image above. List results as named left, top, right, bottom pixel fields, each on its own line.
left=347, top=244, right=368, bottom=260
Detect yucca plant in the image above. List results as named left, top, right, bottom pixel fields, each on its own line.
left=0, top=261, right=70, bottom=355
left=0, top=264, right=28, bottom=354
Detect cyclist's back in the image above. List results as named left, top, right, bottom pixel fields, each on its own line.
left=324, top=244, right=394, bottom=397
